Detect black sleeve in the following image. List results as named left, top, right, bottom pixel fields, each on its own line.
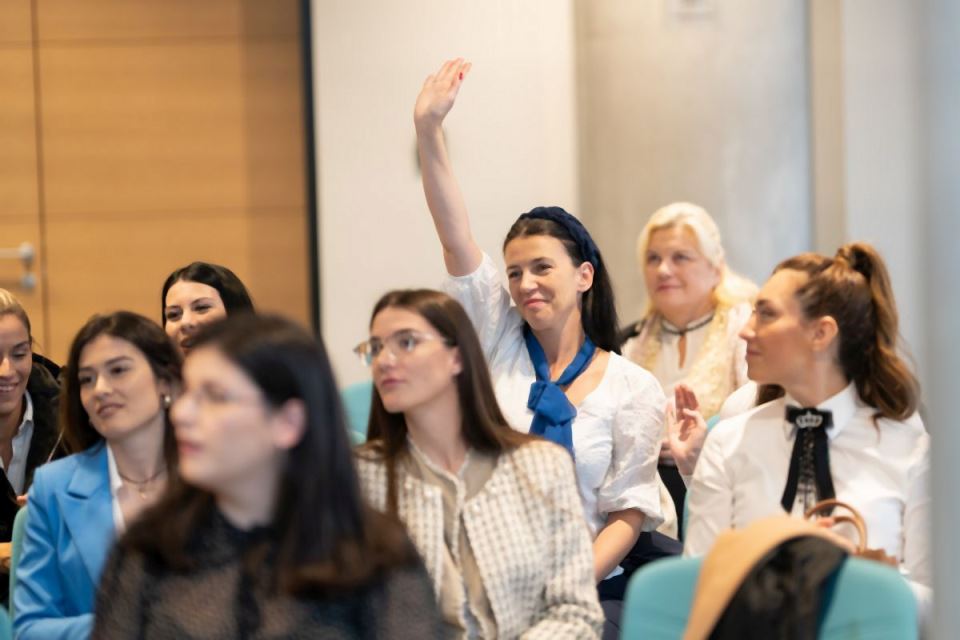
left=91, top=544, right=147, bottom=639
left=373, top=560, right=443, bottom=640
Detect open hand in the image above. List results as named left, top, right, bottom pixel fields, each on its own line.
left=414, top=58, right=472, bottom=132
left=665, top=384, right=707, bottom=476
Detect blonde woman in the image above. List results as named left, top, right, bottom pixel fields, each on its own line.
left=622, top=203, right=756, bottom=533
left=623, top=202, right=757, bottom=419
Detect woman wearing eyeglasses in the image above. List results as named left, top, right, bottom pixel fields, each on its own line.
left=414, top=59, right=667, bottom=635
left=355, top=289, right=603, bottom=639
left=92, top=314, right=440, bottom=639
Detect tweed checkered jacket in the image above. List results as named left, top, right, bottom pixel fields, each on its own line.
left=356, top=440, right=603, bottom=639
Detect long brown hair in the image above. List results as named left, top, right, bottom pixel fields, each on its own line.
left=61, top=312, right=182, bottom=467
left=122, top=314, right=417, bottom=594
left=756, top=243, right=919, bottom=420
left=360, top=289, right=534, bottom=514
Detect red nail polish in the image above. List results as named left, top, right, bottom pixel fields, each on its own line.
left=459, top=72, right=463, bottom=80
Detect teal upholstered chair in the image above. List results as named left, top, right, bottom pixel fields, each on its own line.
left=621, top=555, right=917, bottom=639
left=0, top=607, right=10, bottom=640
left=341, top=381, right=373, bottom=445
left=8, top=505, right=29, bottom=619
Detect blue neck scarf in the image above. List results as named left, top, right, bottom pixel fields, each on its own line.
left=523, top=325, right=596, bottom=456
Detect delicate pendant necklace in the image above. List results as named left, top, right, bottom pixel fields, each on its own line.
left=118, top=466, right=167, bottom=500
left=660, top=313, right=715, bottom=337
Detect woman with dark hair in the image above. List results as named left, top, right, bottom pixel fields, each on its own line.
left=92, top=314, right=440, bottom=638
left=14, top=312, right=181, bottom=639
left=161, top=261, right=254, bottom=355
left=684, top=243, right=930, bottom=613
left=355, top=289, right=602, bottom=638
left=414, top=60, right=666, bottom=627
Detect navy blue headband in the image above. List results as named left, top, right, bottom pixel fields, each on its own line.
left=516, top=206, right=601, bottom=268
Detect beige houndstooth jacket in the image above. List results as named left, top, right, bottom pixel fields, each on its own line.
left=356, top=440, right=603, bottom=639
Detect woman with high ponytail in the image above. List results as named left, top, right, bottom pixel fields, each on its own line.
left=684, top=241, right=930, bottom=623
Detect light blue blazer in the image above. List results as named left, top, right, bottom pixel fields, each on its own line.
left=13, top=442, right=115, bottom=639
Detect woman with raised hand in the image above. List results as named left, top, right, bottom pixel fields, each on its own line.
left=414, top=59, right=666, bottom=633
left=355, top=289, right=603, bottom=639
left=162, top=261, right=254, bottom=356
left=93, top=314, right=440, bottom=639
left=14, top=312, right=181, bottom=639
left=684, top=243, right=930, bottom=615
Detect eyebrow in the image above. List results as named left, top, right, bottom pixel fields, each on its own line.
left=78, top=355, right=134, bottom=372
left=505, top=256, right=553, bottom=269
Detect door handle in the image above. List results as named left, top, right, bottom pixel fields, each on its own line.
left=0, top=242, right=36, bottom=291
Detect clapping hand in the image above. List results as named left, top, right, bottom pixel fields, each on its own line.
left=414, top=58, right=472, bottom=132
left=665, top=384, right=708, bottom=476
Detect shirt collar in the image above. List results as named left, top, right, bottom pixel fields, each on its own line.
left=106, top=443, right=123, bottom=496
left=783, top=382, right=859, bottom=441
left=15, top=390, right=34, bottom=439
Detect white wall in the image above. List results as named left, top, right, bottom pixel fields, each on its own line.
left=840, top=0, right=925, bottom=378
left=923, top=0, right=960, bottom=634
left=311, top=0, right=579, bottom=385
left=575, top=0, right=812, bottom=321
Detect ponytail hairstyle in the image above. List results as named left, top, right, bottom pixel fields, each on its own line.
left=503, top=207, right=621, bottom=353
left=756, top=243, right=919, bottom=421
left=636, top=202, right=757, bottom=318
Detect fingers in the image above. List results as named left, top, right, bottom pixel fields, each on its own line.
left=676, top=383, right=700, bottom=414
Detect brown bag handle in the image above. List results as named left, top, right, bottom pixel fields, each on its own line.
left=803, top=499, right=867, bottom=553
left=804, top=498, right=897, bottom=566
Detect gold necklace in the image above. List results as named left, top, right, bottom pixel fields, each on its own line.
left=118, top=466, right=167, bottom=500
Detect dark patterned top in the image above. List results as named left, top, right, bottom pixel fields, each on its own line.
left=91, top=510, right=442, bottom=639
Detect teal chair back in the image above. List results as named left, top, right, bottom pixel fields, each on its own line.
left=621, top=555, right=917, bottom=639
left=341, top=381, right=373, bottom=445
left=8, top=505, right=29, bottom=619
left=0, top=607, right=10, bottom=640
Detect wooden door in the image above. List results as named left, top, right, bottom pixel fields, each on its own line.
left=2, top=0, right=312, bottom=363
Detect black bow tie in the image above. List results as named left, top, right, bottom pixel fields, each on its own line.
left=781, top=407, right=836, bottom=514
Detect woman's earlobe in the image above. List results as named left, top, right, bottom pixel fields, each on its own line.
left=274, top=399, right=307, bottom=449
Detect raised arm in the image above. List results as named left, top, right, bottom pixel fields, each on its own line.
left=414, top=58, right=483, bottom=276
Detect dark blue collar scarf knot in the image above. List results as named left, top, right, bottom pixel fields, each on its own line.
left=523, top=325, right=596, bottom=457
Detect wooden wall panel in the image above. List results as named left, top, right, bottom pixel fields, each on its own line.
left=38, top=42, right=249, bottom=216
left=0, top=1, right=32, bottom=44
left=44, top=209, right=309, bottom=357
left=0, top=48, right=39, bottom=219
left=35, top=0, right=298, bottom=41
left=1, top=0, right=312, bottom=363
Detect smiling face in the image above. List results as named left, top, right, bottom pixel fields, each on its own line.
left=503, top=235, right=594, bottom=333
left=172, top=346, right=296, bottom=496
left=163, top=280, right=228, bottom=355
left=739, top=269, right=820, bottom=388
left=643, top=225, right=720, bottom=322
left=0, top=314, right=31, bottom=423
left=369, top=306, right=461, bottom=415
left=77, top=334, right=170, bottom=444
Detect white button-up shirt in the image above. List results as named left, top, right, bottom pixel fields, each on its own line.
left=1, top=390, right=35, bottom=495
left=685, top=383, right=930, bottom=592
left=443, top=253, right=665, bottom=544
